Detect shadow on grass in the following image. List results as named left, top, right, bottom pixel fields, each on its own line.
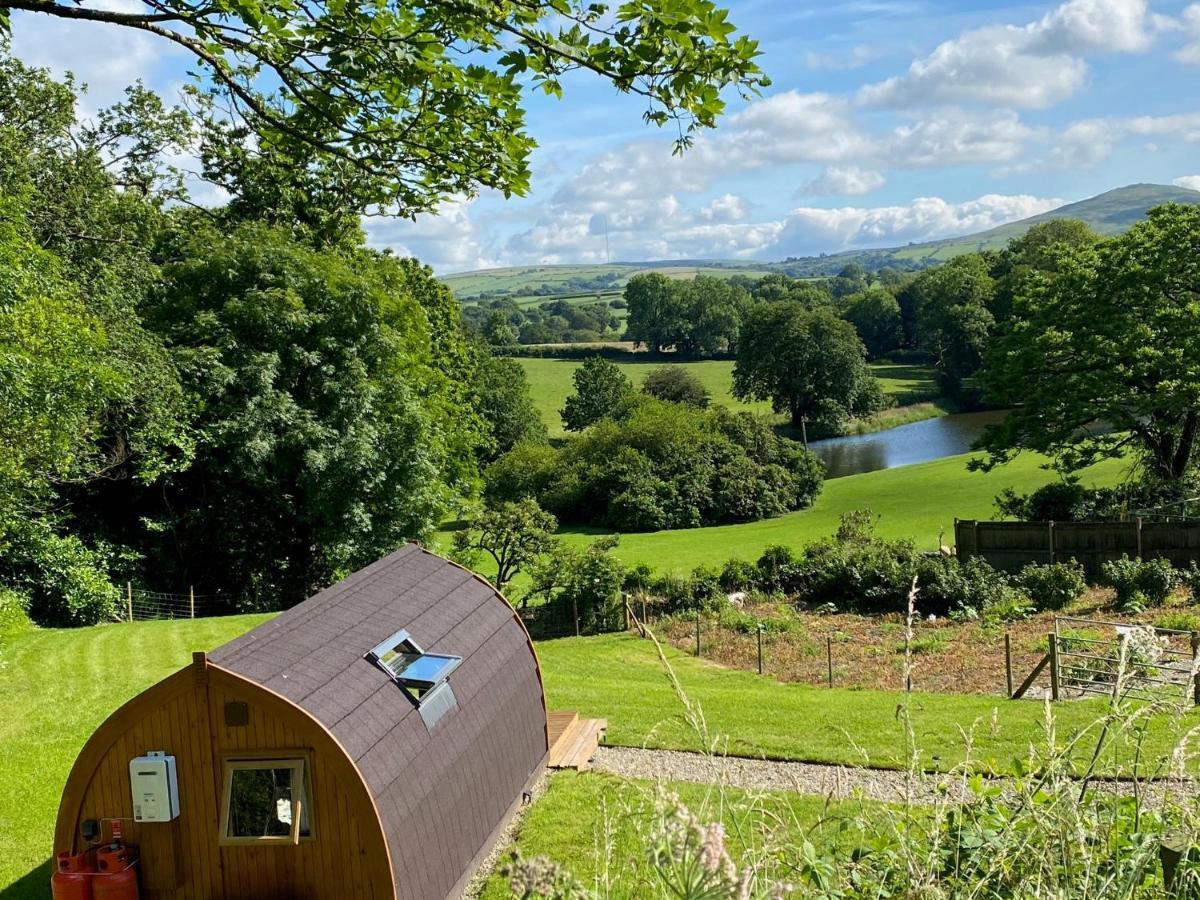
left=1, top=859, right=50, bottom=900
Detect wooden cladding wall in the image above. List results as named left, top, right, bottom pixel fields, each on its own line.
left=54, top=661, right=393, bottom=900
left=955, top=519, right=1200, bottom=580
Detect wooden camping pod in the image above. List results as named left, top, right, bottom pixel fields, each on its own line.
left=54, top=545, right=549, bottom=900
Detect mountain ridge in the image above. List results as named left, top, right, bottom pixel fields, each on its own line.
left=442, top=183, right=1200, bottom=298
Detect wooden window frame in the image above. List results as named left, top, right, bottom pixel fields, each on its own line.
left=218, top=750, right=315, bottom=846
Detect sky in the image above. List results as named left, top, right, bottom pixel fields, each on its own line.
left=10, top=0, right=1200, bottom=273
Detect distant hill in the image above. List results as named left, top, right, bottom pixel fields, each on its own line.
left=442, top=183, right=1200, bottom=299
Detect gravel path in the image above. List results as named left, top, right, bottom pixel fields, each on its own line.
left=592, top=746, right=959, bottom=803
left=591, top=746, right=1196, bottom=804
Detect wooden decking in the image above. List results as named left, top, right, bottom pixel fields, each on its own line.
left=548, top=711, right=608, bottom=771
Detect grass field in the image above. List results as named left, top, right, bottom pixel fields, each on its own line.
left=0, top=616, right=271, bottom=898
left=515, top=356, right=940, bottom=437
left=540, top=451, right=1130, bottom=575
left=4, top=602, right=1189, bottom=896
left=475, top=771, right=873, bottom=898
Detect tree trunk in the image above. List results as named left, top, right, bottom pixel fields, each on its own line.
left=1170, top=409, right=1198, bottom=480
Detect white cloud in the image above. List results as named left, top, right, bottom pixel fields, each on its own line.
left=858, top=0, right=1157, bottom=109
left=889, top=109, right=1038, bottom=165
left=1050, top=112, right=1200, bottom=167
left=802, top=166, right=886, bottom=196
left=776, top=193, right=1063, bottom=256
left=364, top=197, right=504, bottom=274
left=805, top=45, right=876, bottom=71
left=698, top=193, right=749, bottom=222
left=1178, top=4, right=1200, bottom=63
left=1174, top=175, right=1200, bottom=191
left=9, top=4, right=183, bottom=110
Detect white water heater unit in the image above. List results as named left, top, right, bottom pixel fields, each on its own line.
left=129, top=751, right=179, bottom=822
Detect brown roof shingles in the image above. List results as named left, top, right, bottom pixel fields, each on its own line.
left=209, top=544, right=548, bottom=900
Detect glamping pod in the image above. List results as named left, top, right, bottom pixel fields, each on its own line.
left=54, top=544, right=549, bottom=900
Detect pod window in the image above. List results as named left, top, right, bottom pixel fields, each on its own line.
left=219, top=757, right=311, bottom=846
left=367, top=628, right=460, bottom=701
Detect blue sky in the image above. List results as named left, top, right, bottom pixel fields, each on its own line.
left=11, top=0, right=1200, bottom=272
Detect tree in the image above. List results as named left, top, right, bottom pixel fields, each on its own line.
left=642, top=366, right=711, bottom=408
left=624, top=273, right=684, bottom=352
left=482, top=310, right=519, bottom=349
left=474, top=355, right=547, bottom=461
left=0, top=3, right=766, bottom=218
left=841, top=287, right=902, bottom=359
left=911, top=254, right=996, bottom=397
left=733, top=303, right=883, bottom=433
left=451, top=499, right=557, bottom=593
left=976, top=204, right=1200, bottom=482
left=677, top=276, right=748, bottom=355
left=137, top=223, right=483, bottom=605
left=561, top=357, right=633, bottom=431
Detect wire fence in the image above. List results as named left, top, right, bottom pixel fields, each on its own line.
left=120, top=584, right=227, bottom=622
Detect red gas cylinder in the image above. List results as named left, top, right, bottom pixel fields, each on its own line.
left=50, top=851, right=93, bottom=900
left=92, top=845, right=139, bottom=900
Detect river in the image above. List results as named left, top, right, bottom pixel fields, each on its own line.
left=808, top=409, right=1008, bottom=479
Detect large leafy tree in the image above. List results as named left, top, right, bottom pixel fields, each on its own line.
left=841, top=286, right=902, bottom=359
left=561, top=356, right=633, bottom=432
left=911, top=254, right=996, bottom=397
left=474, top=355, right=547, bottom=461
left=0, top=0, right=766, bottom=218
left=625, top=272, right=684, bottom=352
left=976, top=204, right=1200, bottom=482
left=134, top=223, right=483, bottom=605
left=733, top=303, right=882, bottom=433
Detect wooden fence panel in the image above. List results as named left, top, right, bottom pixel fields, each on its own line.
left=955, top=519, right=1200, bottom=580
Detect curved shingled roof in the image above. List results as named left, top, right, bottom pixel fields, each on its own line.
left=209, top=543, right=549, bottom=900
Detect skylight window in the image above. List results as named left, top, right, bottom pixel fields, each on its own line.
left=367, top=629, right=460, bottom=700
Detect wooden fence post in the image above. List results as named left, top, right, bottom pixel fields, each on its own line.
left=189, top=586, right=195, bottom=619
left=757, top=625, right=764, bottom=675
left=1047, top=521, right=1055, bottom=565
left=1191, top=631, right=1200, bottom=707
left=1136, top=517, right=1144, bottom=560
left=573, top=598, right=580, bottom=637
left=1048, top=632, right=1060, bottom=701
left=1005, top=633, right=1014, bottom=698
left=826, top=636, right=833, bottom=688
left=126, top=582, right=133, bottom=622
left=695, top=613, right=701, bottom=657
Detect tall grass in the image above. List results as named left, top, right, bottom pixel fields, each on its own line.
left=503, top=590, right=1200, bottom=898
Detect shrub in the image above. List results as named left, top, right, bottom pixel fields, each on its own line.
left=755, top=545, right=799, bottom=593
left=1100, top=556, right=1177, bottom=608
left=1155, top=610, right=1200, bottom=633
left=914, top=554, right=1014, bottom=618
left=1178, top=563, right=1200, bottom=603
left=490, top=399, right=824, bottom=531
left=980, top=594, right=1036, bottom=627
left=641, top=366, right=711, bottom=408
left=526, top=536, right=625, bottom=631
left=623, top=563, right=654, bottom=594
left=718, top=558, right=759, bottom=593
left=794, top=538, right=918, bottom=614
left=1015, top=560, right=1087, bottom=612
left=0, top=588, right=32, bottom=637
left=688, top=566, right=724, bottom=608
left=3, top=523, right=122, bottom=627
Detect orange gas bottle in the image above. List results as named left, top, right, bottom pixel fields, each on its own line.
left=92, top=845, right=139, bottom=900
left=51, top=851, right=93, bottom=900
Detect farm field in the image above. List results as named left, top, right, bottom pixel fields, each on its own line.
left=443, top=262, right=771, bottom=300
left=515, top=356, right=940, bottom=437
left=2, top=606, right=1188, bottom=897
left=655, top=590, right=1200, bottom=696
left=551, top=451, right=1130, bottom=574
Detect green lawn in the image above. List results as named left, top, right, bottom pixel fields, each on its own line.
left=537, top=633, right=1198, bottom=775
left=546, top=451, right=1129, bottom=574
left=475, top=771, right=874, bottom=899
left=2, top=610, right=1193, bottom=896
left=516, top=356, right=939, bottom=437
left=0, top=615, right=271, bottom=898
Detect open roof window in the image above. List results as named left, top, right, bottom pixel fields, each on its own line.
left=367, top=628, right=460, bottom=702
